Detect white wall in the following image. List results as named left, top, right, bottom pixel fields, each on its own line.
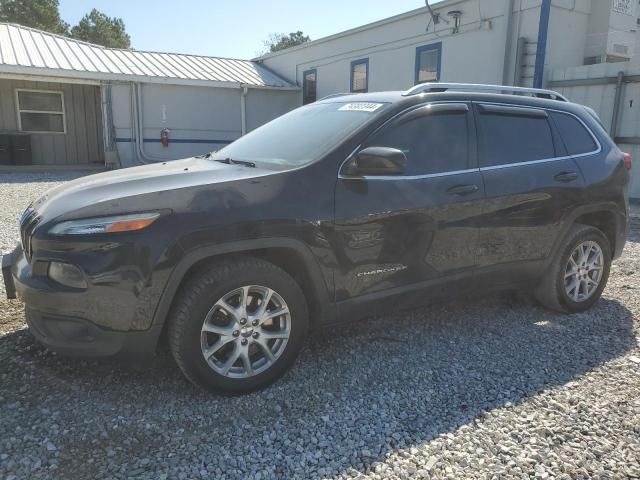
left=586, top=0, right=638, bottom=61
left=260, top=0, right=508, bottom=98
left=110, top=83, right=298, bottom=167
left=245, top=88, right=299, bottom=131
left=259, top=0, right=596, bottom=97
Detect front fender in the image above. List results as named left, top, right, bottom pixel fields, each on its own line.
left=151, top=237, right=334, bottom=331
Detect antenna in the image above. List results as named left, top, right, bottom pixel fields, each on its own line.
left=448, top=10, right=462, bottom=34
left=425, top=0, right=449, bottom=29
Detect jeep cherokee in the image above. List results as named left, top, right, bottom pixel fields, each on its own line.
left=2, top=83, right=631, bottom=394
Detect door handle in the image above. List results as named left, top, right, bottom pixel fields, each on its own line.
left=554, top=172, right=578, bottom=183
left=447, top=184, right=479, bottom=195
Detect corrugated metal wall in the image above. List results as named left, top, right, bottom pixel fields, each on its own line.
left=110, top=83, right=299, bottom=167
left=549, top=63, right=640, bottom=199
left=0, top=78, right=103, bottom=165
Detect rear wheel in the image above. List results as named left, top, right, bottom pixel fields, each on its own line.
left=535, top=225, right=611, bottom=313
left=168, top=258, right=309, bottom=394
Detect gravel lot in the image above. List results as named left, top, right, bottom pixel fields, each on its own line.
left=1, top=171, right=639, bottom=480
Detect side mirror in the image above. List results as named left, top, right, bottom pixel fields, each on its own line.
left=346, top=146, right=406, bottom=176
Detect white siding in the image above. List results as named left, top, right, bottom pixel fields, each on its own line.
left=111, top=83, right=298, bottom=167
left=549, top=63, right=640, bottom=198
left=259, top=0, right=598, bottom=95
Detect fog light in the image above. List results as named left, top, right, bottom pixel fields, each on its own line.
left=48, top=262, right=87, bottom=289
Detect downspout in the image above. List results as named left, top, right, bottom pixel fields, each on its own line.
left=533, top=0, right=552, bottom=88
left=610, top=71, right=625, bottom=138
left=100, top=82, right=121, bottom=169
left=128, top=82, right=138, bottom=166
left=131, top=83, right=166, bottom=164
left=501, top=0, right=515, bottom=85
left=240, top=86, right=248, bottom=135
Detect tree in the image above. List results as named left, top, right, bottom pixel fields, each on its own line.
left=70, top=9, right=130, bottom=49
left=0, top=0, right=69, bottom=35
left=263, top=31, right=310, bottom=53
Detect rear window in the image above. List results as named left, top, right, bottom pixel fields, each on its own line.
left=478, top=107, right=555, bottom=167
left=550, top=111, right=598, bottom=156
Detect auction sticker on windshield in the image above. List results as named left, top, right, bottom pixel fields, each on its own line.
left=338, top=103, right=384, bottom=113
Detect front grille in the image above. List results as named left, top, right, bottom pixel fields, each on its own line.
left=19, top=207, right=40, bottom=261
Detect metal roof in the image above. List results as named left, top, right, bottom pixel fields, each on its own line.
left=0, top=23, right=296, bottom=89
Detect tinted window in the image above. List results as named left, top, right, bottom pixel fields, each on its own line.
left=550, top=111, right=597, bottom=155
left=478, top=110, right=555, bottom=167
left=364, top=108, right=469, bottom=175
left=303, top=69, right=317, bottom=105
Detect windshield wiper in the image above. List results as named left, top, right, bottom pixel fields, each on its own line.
left=214, top=157, right=256, bottom=168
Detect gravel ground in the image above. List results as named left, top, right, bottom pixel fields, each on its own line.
left=0, top=172, right=639, bottom=480
left=0, top=172, right=87, bottom=295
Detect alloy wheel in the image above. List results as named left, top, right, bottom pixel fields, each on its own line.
left=200, top=285, right=291, bottom=378
left=564, top=241, right=604, bottom=302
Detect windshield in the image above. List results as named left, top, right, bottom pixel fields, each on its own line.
left=211, top=102, right=387, bottom=167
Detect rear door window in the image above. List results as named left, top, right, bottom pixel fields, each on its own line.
left=477, top=104, right=555, bottom=168
left=549, top=111, right=598, bottom=156
left=362, top=103, right=471, bottom=175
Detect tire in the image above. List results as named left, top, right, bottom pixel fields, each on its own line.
left=167, top=257, right=309, bottom=394
left=535, top=224, right=611, bottom=314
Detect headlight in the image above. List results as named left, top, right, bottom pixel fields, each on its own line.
left=49, top=212, right=160, bottom=235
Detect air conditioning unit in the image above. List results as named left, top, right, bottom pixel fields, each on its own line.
left=9, top=134, right=32, bottom=165
left=0, top=135, right=9, bottom=165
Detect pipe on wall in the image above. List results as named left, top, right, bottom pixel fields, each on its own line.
left=100, top=84, right=111, bottom=153
left=129, top=82, right=166, bottom=164
left=533, top=0, right=552, bottom=88
left=100, top=82, right=121, bottom=169
left=610, top=71, right=625, bottom=138
left=129, top=82, right=249, bottom=165
left=501, top=0, right=515, bottom=85
left=240, top=86, right=248, bottom=135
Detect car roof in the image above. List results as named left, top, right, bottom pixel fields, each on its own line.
left=316, top=91, right=405, bottom=104
left=316, top=90, right=589, bottom=117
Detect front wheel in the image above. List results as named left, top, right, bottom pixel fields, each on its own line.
left=168, top=258, right=309, bottom=394
left=535, top=225, right=611, bottom=313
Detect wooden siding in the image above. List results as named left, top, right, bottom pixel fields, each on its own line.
left=0, top=78, right=103, bottom=165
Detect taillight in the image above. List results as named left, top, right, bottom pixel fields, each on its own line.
left=623, top=152, right=632, bottom=170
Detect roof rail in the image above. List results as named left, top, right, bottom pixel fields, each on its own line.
left=402, top=83, right=569, bottom=102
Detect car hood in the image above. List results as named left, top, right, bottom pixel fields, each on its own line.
left=30, top=157, right=277, bottom=223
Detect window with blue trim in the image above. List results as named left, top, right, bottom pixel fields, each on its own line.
left=350, top=58, right=369, bottom=93
left=303, top=69, right=317, bottom=105
left=415, top=43, right=442, bottom=84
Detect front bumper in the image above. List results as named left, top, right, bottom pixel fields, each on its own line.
left=25, top=306, right=161, bottom=357
left=2, top=246, right=162, bottom=358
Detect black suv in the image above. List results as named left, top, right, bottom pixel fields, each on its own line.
left=2, top=83, right=631, bottom=394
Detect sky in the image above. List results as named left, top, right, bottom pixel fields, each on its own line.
left=58, top=0, right=425, bottom=59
